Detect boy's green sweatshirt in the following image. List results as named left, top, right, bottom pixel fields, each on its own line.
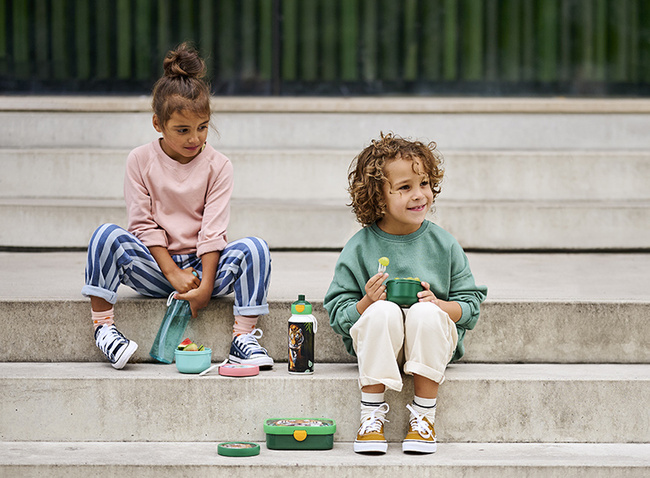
left=324, top=221, right=487, bottom=362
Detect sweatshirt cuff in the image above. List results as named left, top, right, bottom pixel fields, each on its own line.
left=342, top=304, right=362, bottom=334
left=456, top=301, right=472, bottom=328
left=197, top=236, right=228, bottom=256
left=138, top=230, right=168, bottom=249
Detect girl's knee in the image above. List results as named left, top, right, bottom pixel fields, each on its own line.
left=251, top=236, right=269, bottom=252
left=96, top=223, right=123, bottom=233
left=251, top=237, right=270, bottom=264
left=231, top=236, right=269, bottom=257
left=227, top=237, right=271, bottom=274
left=89, top=223, right=126, bottom=246
left=91, top=223, right=114, bottom=238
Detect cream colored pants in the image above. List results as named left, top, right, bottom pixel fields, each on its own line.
left=350, top=300, right=459, bottom=391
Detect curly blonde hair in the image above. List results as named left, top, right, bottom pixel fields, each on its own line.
left=348, top=132, right=444, bottom=226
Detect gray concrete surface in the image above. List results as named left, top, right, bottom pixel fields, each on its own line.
left=4, top=198, right=649, bottom=249
left=5, top=95, right=650, bottom=113
left=2, top=251, right=648, bottom=302
left=1, top=441, right=649, bottom=477
left=1, top=362, right=648, bottom=443
left=2, top=298, right=648, bottom=364
left=3, top=110, right=650, bottom=151
left=4, top=149, right=649, bottom=202
left=2, top=252, right=648, bottom=364
left=3, top=97, right=649, bottom=250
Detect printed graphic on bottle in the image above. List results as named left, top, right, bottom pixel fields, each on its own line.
left=288, top=322, right=314, bottom=373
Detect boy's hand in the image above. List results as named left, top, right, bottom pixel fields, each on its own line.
left=356, top=272, right=388, bottom=315
left=168, top=267, right=201, bottom=294
left=417, top=281, right=437, bottom=302
left=417, top=281, right=463, bottom=322
left=364, top=272, right=388, bottom=302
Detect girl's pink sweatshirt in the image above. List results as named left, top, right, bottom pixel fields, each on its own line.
left=124, top=139, right=234, bottom=256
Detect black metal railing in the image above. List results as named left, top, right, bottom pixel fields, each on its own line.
left=1, top=0, right=649, bottom=96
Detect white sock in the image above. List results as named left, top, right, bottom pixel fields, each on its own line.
left=361, top=391, right=385, bottom=407
left=412, top=395, right=437, bottom=420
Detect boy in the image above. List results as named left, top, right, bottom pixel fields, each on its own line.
left=324, top=133, right=487, bottom=454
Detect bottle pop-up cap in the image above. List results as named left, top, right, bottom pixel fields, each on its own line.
left=291, top=294, right=312, bottom=314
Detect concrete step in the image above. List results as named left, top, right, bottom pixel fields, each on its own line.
left=2, top=97, right=650, bottom=150
left=3, top=148, right=649, bottom=202
left=2, top=442, right=648, bottom=478
left=0, top=197, right=359, bottom=250
left=1, top=362, right=648, bottom=443
left=1, top=252, right=649, bottom=364
left=3, top=297, right=648, bottom=365
left=1, top=197, right=649, bottom=250
left=3, top=96, right=648, bottom=251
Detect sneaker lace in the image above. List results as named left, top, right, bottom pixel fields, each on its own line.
left=406, top=404, right=434, bottom=439
left=359, top=403, right=390, bottom=434
left=239, top=328, right=267, bottom=353
left=96, top=326, right=125, bottom=356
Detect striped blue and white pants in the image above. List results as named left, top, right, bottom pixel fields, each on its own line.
left=82, top=224, right=271, bottom=316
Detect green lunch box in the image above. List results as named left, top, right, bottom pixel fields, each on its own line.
left=264, top=418, right=336, bottom=450
left=386, top=278, right=424, bottom=307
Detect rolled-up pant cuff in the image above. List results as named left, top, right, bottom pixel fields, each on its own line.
left=81, top=285, right=118, bottom=305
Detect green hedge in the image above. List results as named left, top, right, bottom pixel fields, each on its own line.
left=1, top=0, right=649, bottom=95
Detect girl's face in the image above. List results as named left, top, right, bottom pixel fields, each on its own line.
left=153, top=110, right=210, bottom=164
left=377, top=156, right=433, bottom=235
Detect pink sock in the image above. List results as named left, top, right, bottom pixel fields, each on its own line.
left=92, top=307, right=115, bottom=330
left=232, top=315, right=258, bottom=337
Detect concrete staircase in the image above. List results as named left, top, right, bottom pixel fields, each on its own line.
left=0, top=96, right=649, bottom=476
left=2, top=96, right=650, bottom=250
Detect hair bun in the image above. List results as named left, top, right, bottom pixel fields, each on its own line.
left=162, top=42, right=206, bottom=79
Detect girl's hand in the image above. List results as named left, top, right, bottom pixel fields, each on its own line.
left=365, top=272, right=388, bottom=302
left=417, top=281, right=437, bottom=303
left=168, top=267, right=201, bottom=294
left=176, top=285, right=212, bottom=318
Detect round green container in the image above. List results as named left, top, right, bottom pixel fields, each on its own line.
left=386, top=279, right=423, bottom=307
left=174, top=348, right=212, bottom=374
left=217, top=442, right=260, bottom=457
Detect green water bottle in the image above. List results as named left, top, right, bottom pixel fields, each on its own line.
left=149, top=292, right=192, bottom=364
left=288, top=295, right=317, bottom=374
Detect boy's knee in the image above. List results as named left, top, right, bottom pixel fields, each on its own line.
left=406, top=301, right=450, bottom=331
left=361, top=300, right=403, bottom=327
left=410, top=300, right=445, bottom=315
left=352, top=300, right=404, bottom=349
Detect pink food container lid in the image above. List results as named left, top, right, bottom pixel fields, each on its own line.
left=219, top=363, right=260, bottom=377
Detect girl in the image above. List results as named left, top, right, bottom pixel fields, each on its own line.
left=82, top=43, right=273, bottom=370
left=324, top=133, right=487, bottom=454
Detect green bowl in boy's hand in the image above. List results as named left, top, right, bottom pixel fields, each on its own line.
left=386, top=278, right=423, bottom=307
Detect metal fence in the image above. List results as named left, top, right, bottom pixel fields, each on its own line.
left=2, top=0, right=649, bottom=96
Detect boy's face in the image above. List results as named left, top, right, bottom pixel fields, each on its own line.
left=377, top=156, right=433, bottom=235
left=153, top=110, right=210, bottom=164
